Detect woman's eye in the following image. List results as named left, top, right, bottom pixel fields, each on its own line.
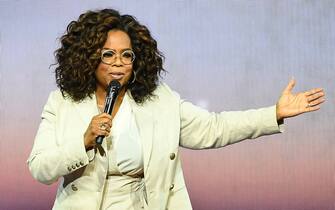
left=103, top=51, right=115, bottom=57
left=122, top=52, right=133, bottom=58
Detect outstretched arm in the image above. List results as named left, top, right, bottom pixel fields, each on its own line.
left=276, top=79, right=326, bottom=121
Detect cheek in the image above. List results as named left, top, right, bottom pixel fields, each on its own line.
left=123, top=66, right=133, bottom=81
left=95, top=64, right=108, bottom=79
left=94, top=64, right=109, bottom=87
left=96, top=63, right=107, bottom=73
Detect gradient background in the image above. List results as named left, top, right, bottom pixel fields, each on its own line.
left=0, top=1, right=334, bottom=210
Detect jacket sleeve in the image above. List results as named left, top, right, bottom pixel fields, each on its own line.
left=27, top=91, right=91, bottom=185
left=179, top=100, right=284, bottom=149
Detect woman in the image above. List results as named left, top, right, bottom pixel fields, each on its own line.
left=27, top=8, right=325, bottom=210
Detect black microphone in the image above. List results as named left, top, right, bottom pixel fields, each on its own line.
left=96, top=80, right=121, bottom=145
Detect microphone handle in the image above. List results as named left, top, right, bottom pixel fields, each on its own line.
left=96, top=135, right=105, bottom=145
left=95, top=90, right=119, bottom=145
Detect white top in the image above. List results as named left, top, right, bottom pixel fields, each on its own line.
left=106, top=93, right=144, bottom=176
left=100, top=93, right=147, bottom=210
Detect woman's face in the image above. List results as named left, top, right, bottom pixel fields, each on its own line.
left=95, top=30, right=134, bottom=90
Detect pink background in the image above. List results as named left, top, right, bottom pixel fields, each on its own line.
left=0, top=1, right=334, bottom=209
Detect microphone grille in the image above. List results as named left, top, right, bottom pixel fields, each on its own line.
left=109, top=80, right=121, bottom=90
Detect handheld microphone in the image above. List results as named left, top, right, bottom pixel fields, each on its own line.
left=96, top=80, right=121, bottom=145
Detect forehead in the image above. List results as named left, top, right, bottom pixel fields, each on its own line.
left=103, top=30, right=132, bottom=50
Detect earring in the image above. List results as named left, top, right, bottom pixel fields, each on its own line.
left=130, top=70, right=137, bottom=84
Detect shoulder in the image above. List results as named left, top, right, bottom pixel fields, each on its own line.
left=134, top=82, right=181, bottom=109
left=43, top=89, right=73, bottom=112
left=48, top=89, right=65, bottom=101
left=46, top=89, right=70, bottom=105
left=153, top=82, right=181, bottom=101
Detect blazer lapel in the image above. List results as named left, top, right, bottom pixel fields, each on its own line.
left=128, top=94, right=154, bottom=174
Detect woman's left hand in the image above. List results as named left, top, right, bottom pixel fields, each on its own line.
left=276, top=79, right=326, bottom=121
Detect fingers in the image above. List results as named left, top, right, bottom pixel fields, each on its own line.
left=98, top=122, right=111, bottom=133
left=306, top=89, right=325, bottom=102
left=283, top=78, right=296, bottom=93
left=305, top=106, right=321, bottom=112
left=304, top=89, right=326, bottom=112
left=307, top=97, right=325, bottom=107
left=96, top=128, right=110, bottom=137
left=305, top=104, right=321, bottom=113
left=304, top=88, right=324, bottom=97
left=98, top=119, right=112, bottom=129
left=91, top=113, right=113, bottom=136
left=84, top=113, right=113, bottom=149
left=96, top=122, right=112, bottom=136
left=94, top=113, right=112, bottom=127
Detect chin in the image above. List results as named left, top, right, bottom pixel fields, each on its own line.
left=105, top=74, right=131, bottom=87
left=111, top=79, right=128, bottom=88
left=121, top=77, right=131, bottom=86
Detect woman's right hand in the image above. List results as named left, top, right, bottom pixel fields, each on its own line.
left=83, top=113, right=112, bottom=149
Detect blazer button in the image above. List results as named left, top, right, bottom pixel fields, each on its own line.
left=169, top=153, right=175, bottom=160
left=169, top=184, right=174, bottom=190
left=67, top=166, right=72, bottom=172
left=71, top=184, right=78, bottom=191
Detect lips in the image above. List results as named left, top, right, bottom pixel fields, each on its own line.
left=109, top=72, right=125, bottom=80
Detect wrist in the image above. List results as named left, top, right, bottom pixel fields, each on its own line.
left=83, top=134, right=93, bottom=150
left=276, top=103, right=283, bottom=121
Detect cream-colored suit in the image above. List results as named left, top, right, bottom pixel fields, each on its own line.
left=27, top=83, right=282, bottom=210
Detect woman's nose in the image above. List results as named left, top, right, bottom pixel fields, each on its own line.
left=112, top=55, right=123, bottom=66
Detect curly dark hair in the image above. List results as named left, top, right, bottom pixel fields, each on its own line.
left=54, top=8, right=165, bottom=103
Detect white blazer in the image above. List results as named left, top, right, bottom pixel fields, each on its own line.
left=27, top=83, right=283, bottom=210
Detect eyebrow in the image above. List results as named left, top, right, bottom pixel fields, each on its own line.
left=102, top=48, right=133, bottom=52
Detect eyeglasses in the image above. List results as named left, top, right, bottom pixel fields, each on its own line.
left=101, top=49, right=136, bottom=65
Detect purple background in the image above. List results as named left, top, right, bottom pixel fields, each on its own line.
left=0, top=1, right=334, bottom=209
